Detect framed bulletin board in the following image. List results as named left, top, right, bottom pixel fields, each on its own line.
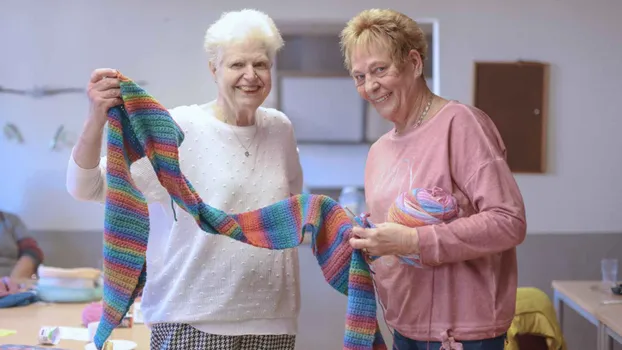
left=274, top=22, right=437, bottom=145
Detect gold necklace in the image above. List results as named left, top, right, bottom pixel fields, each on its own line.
left=395, top=94, right=434, bottom=134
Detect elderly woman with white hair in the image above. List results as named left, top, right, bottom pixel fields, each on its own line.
left=66, top=9, right=302, bottom=350
left=341, top=9, right=527, bottom=350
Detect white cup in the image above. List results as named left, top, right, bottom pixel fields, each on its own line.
left=38, top=326, right=60, bottom=345
left=87, top=322, right=100, bottom=342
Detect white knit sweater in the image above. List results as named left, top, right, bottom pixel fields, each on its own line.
left=66, top=101, right=303, bottom=336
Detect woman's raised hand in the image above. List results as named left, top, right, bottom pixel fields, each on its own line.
left=87, top=68, right=122, bottom=126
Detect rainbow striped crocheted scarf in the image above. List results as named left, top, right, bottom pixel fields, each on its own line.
left=94, top=72, right=386, bottom=350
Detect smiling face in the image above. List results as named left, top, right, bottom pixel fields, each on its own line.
left=350, top=43, right=422, bottom=124
left=211, top=39, right=272, bottom=117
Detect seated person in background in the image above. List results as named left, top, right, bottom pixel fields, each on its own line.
left=0, top=211, right=44, bottom=297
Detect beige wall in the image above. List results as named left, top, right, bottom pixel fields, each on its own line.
left=1, top=0, right=621, bottom=235
left=2, top=0, right=622, bottom=349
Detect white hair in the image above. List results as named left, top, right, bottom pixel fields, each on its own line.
left=204, top=9, right=284, bottom=66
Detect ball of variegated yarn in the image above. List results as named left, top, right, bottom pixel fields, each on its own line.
left=388, top=187, right=459, bottom=227
left=81, top=301, right=103, bottom=326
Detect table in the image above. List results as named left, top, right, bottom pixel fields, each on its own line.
left=598, top=304, right=622, bottom=350
left=552, top=280, right=622, bottom=350
left=0, top=302, right=150, bottom=349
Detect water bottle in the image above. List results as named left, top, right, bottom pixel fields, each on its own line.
left=338, top=186, right=364, bottom=217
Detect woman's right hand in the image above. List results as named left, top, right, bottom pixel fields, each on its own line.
left=87, top=68, right=123, bottom=127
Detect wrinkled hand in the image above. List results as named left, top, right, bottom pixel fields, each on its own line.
left=87, top=68, right=123, bottom=127
left=349, top=222, right=419, bottom=256
left=0, top=276, right=19, bottom=297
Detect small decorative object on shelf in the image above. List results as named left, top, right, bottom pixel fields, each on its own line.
left=49, top=124, right=75, bottom=151
left=3, top=123, right=24, bottom=143
left=0, top=81, right=147, bottom=99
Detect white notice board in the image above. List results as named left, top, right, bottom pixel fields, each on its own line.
left=279, top=76, right=365, bottom=143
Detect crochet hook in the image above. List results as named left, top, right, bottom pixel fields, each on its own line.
left=347, top=208, right=424, bottom=268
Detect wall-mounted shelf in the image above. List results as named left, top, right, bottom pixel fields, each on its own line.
left=277, top=34, right=349, bottom=76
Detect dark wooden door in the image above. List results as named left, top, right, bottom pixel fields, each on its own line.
left=473, top=61, right=548, bottom=173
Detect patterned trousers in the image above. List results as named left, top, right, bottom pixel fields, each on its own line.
left=150, top=323, right=296, bottom=350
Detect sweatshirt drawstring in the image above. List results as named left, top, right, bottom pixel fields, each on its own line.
left=439, top=330, right=463, bottom=350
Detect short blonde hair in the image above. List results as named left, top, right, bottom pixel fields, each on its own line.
left=204, top=9, right=284, bottom=66
left=339, top=9, right=428, bottom=71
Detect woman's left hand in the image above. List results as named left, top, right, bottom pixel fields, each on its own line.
left=0, top=276, right=19, bottom=297
left=349, top=222, right=419, bottom=256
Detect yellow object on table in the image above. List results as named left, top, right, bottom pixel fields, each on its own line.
left=0, top=329, right=17, bottom=337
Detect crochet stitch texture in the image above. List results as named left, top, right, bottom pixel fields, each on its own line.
left=94, top=72, right=386, bottom=350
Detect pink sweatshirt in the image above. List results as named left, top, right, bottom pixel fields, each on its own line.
left=365, top=100, right=526, bottom=342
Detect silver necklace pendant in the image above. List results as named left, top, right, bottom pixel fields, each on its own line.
left=219, top=109, right=258, bottom=159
